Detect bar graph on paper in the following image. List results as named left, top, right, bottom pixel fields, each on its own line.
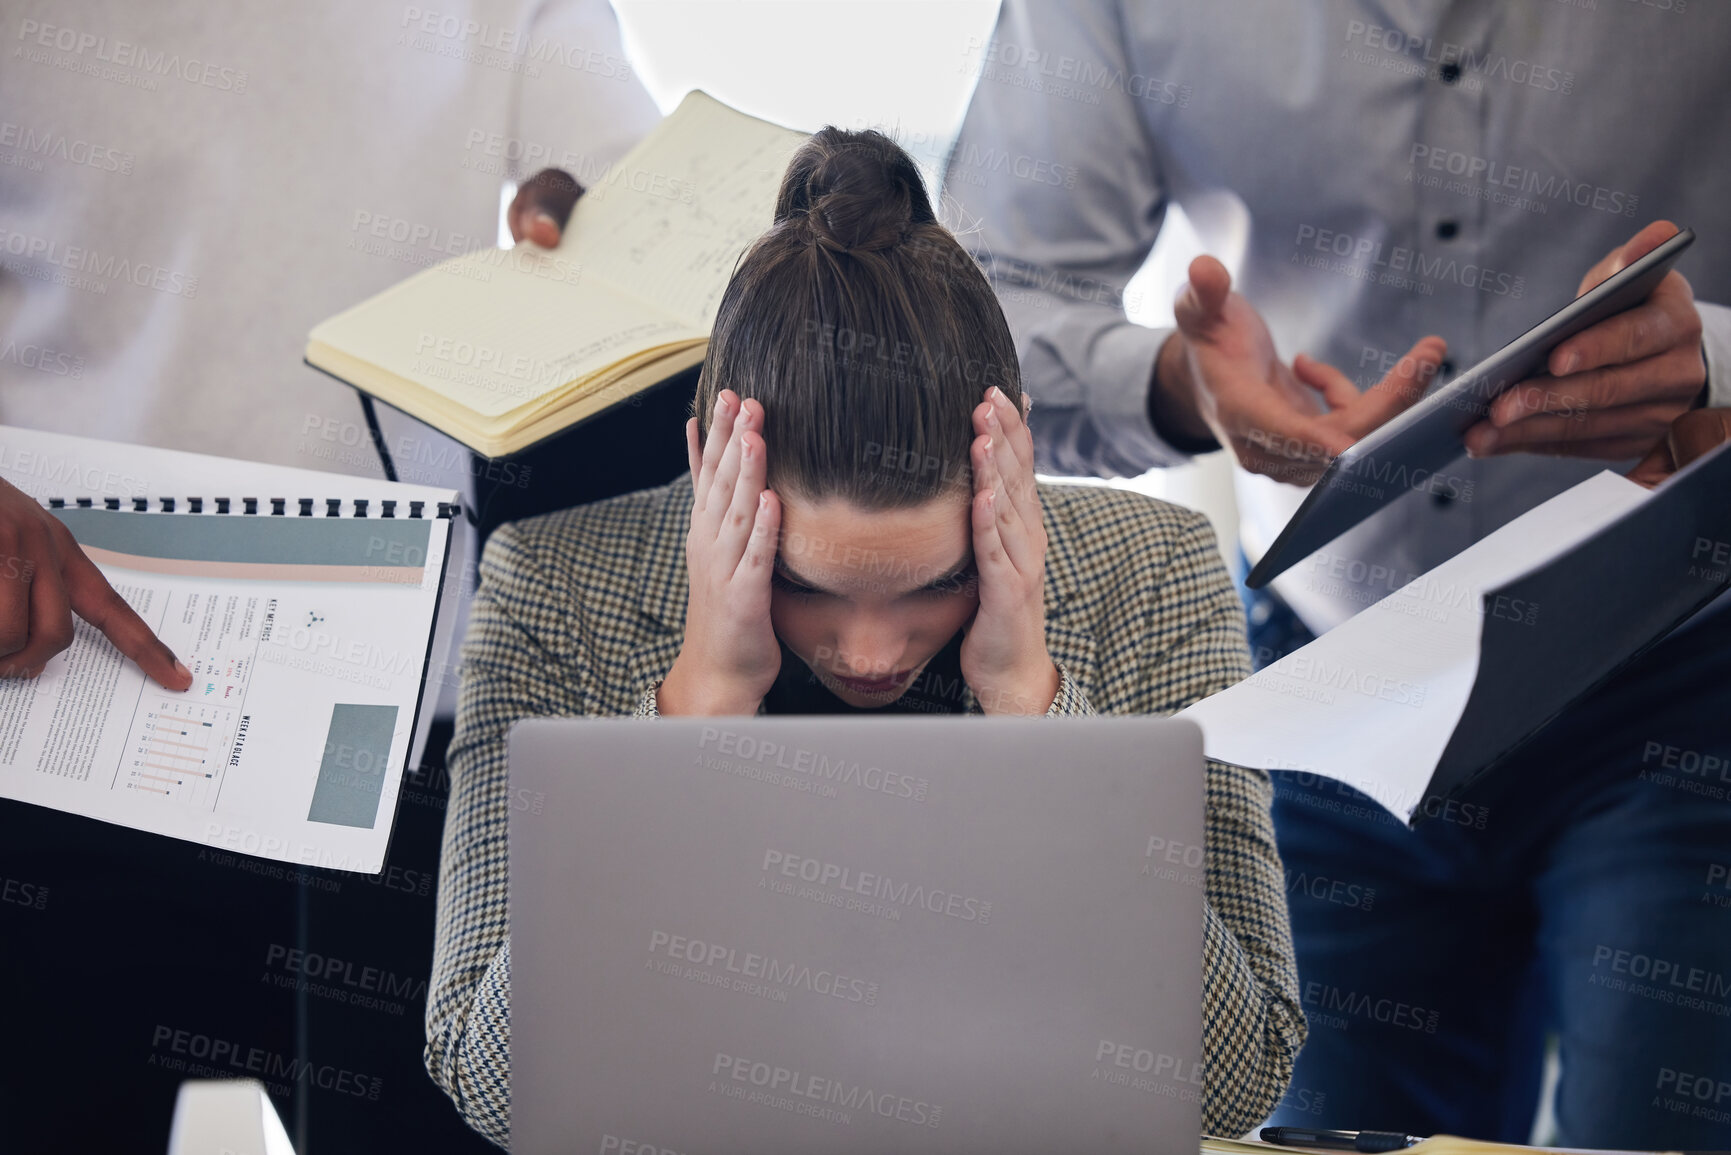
left=120, top=699, right=239, bottom=808
left=113, top=591, right=260, bottom=810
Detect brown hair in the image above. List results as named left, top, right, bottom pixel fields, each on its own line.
left=693, top=127, right=1024, bottom=509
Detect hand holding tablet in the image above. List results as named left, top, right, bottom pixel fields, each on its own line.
left=1247, top=225, right=1696, bottom=588
left=1467, top=220, right=1708, bottom=460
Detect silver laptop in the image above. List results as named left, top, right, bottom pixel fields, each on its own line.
left=509, top=715, right=1207, bottom=1155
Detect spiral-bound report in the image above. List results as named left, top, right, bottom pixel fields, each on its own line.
left=0, top=425, right=463, bottom=874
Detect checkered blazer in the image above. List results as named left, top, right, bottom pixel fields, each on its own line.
left=425, top=471, right=1305, bottom=1145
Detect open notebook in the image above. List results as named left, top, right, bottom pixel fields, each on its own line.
left=305, top=90, right=810, bottom=457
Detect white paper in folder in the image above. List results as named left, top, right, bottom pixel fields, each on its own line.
left=0, top=425, right=463, bottom=872
left=1180, top=470, right=1651, bottom=824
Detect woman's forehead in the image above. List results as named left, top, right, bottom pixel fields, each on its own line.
left=775, top=493, right=971, bottom=595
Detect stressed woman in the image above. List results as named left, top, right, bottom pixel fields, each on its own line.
left=425, top=129, right=1305, bottom=1144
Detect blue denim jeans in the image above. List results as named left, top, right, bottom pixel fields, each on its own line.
left=1247, top=566, right=1731, bottom=1148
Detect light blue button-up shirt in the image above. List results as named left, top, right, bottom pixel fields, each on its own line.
left=945, top=0, right=1731, bottom=631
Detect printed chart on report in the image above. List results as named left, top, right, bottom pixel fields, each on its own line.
left=0, top=507, right=450, bottom=872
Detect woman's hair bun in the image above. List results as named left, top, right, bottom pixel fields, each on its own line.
left=698, top=122, right=1025, bottom=507
left=775, top=127, right=936, bottom=255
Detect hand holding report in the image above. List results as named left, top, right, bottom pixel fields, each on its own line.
left=0, top=426, right=461, bottom=872
left=0, top=474, right=189, bottom=688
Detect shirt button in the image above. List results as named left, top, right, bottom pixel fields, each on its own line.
left=1440, top=62, right=1462, bottom=84
left=1440, top=359, right=1456, bottom=377
left=1436, top=220, right=1459, bottom=240
left=1433, top=490, right=1454, bottom=507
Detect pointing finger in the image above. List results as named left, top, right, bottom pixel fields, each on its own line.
left=61, top=533, right=189, bottom=691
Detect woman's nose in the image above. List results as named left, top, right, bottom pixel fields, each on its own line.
left=831, top=628, right=906, bottom=678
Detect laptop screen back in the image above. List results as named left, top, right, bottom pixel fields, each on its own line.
left=510, top=715, right=1206, bottom=1154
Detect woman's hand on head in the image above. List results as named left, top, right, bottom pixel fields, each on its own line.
left=658, top=390, right=783, bottom=715
left=960, top=387, right=1061, bottom=715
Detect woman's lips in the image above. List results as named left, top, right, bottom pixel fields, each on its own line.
left=833, top=669, right=909, bottom=694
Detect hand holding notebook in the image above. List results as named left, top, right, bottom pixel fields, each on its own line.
left=306, top=91, right=811, bottom=457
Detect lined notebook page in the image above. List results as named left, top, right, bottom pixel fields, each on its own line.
left=565, top=90, right=809, bottom=328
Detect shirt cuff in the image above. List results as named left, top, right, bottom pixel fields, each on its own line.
left=1700, top=301, right=1731, bottom=409
left=1147, top=334, right=1224, bottom=456
left=1029, top=320, right=1207, bottom=474
left=1095, top=321, right=1182, bottom=465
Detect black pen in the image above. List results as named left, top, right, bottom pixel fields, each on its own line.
left=1260, top=1127, right=1426, bottom=1152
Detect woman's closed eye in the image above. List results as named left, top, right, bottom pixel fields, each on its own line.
left=916, top=565, right=977, bottom=597
left=770, top=569, right=822, bottom=598
left=771, top=565, right=976, bottom=600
